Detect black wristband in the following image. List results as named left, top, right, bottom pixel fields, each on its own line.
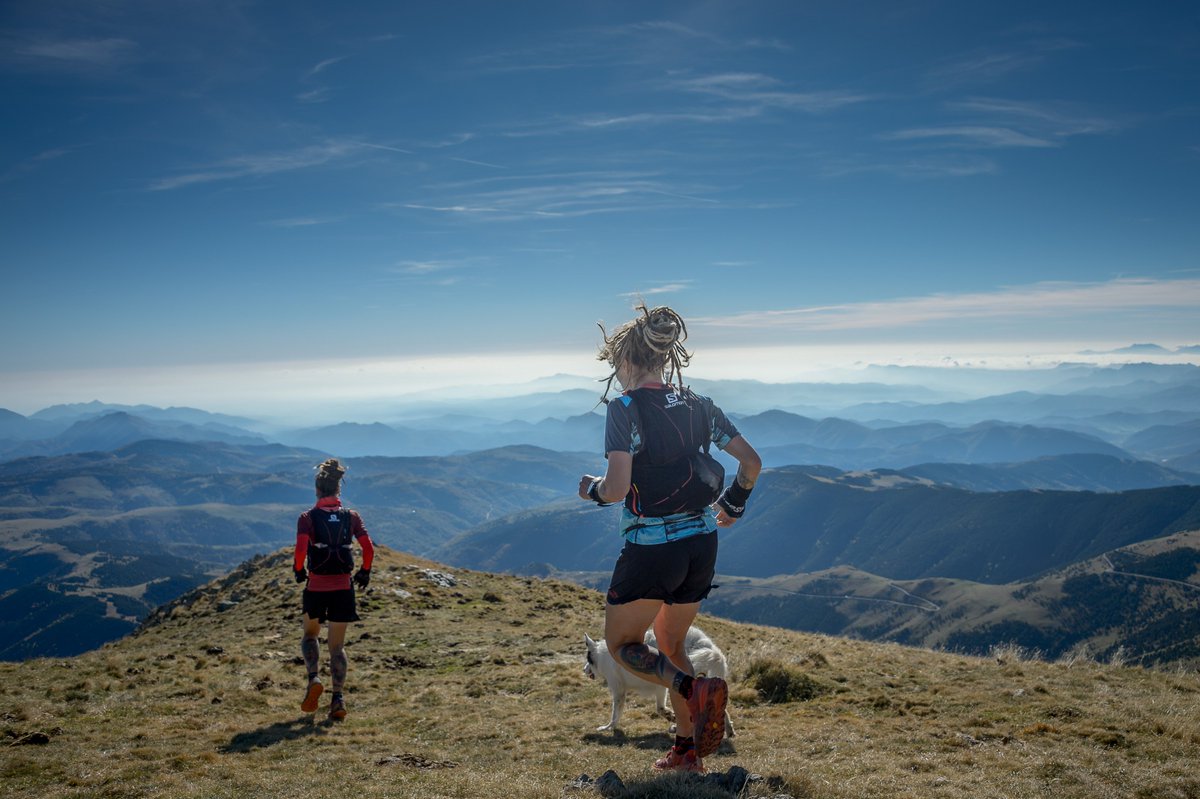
left=587, top=479, right=613, bottom=506
left=717, top=481, right=752, bottom=518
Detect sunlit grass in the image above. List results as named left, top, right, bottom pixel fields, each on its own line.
left=0, top=546, right=1197, bottom=799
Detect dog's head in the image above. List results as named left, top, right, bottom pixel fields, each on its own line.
left=583, top=633, right=603, bottom=682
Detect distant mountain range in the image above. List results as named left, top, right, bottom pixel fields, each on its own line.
left=1, top=359, right=1198, bottom=661
left=4, top=363, right=1198, bottom=471
left=436, top=468, right=1200, bottom=584
left=697, top=529, right=1200, bottom=667
left=3, top=438, right=1199, bottom=662
left=0, top=441, right=599, bottom=660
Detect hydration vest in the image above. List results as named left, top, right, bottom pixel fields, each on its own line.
left=306, top=506, right=355, bottom=575
left=624, top=387, right=725, bottom=517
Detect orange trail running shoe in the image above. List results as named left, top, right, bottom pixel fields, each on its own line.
left=687, top=676, right=728, bottom=758
left=328, top=695, right=347, bottom=721
left=653, top=746, right=705, bottom=773
left=301, top=680, right=323, bottom=713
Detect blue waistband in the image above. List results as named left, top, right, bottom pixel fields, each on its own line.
left=620, top=508, right=717, bottom=545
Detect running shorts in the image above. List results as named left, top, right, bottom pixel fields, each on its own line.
left=606, top=531, right=718, bottom=605
left=302, top=588, right=360, bottom=623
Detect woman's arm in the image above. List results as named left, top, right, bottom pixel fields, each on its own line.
left=714, top=435, right=762, bottom=527
left=294, top=514, right=311, bottom=571
left=353, top=513, right=375, bottom=571
left=578, top=450, right=632, bottom=504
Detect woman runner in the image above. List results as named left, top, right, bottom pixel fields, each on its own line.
left=294, top=458, right=373, bottom=720
left=578, top=304, right=762, bottom=773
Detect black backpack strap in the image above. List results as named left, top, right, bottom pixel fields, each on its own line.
left=624, top=390, right=644, bottom=453
left=690, top=389, right=713, bottom=455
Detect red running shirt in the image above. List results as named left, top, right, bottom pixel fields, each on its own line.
left=294, top=496, right=374, bottom=591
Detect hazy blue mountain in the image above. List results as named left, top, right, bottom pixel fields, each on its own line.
left=381, top=388, right=600, bottom=425
left=901, top=453, right=1200, bottom=492
left=281, top=413, right=604, bottom=457
left=0, top=440, right=601, bottom=660
left=0, top=409, right=61, bottom=441
left=699, top=529, right=1200, bottom=668
left=437, top=500, right=618, bottom=576
left=29, top=401, right=260, bottom=429
left=1122, top=419, right=1200, bottom=460
left=688, top=378, right=950, bottom=416
left=439, top=470, right=1200, bottom=585
left=840, top=367, right=1200, bottom=426
left=748, top=420, right=1133, bottom=471
left=53, top=412, right=267, bottom=451
left=0, top=412, right=270, bottom=460
left=882, top=421, right=1131, bottom=465
left=1107, top=343, right=1174, bottom=354
left=1169, top=450, right=1200, bottom=472
left=752, top=441, right=883, bottom=470
left=1046, top=362, right=1200, bottom=391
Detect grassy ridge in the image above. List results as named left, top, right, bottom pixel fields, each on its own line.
left=1, top=545, right=1198, bottom=799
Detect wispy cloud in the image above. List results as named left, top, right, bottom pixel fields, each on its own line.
left=951, top=98, right=1123, bottom=137
left=695, top=278, right=1200, bottom=332
left=391, top=260, right=458, bottom=274
left=308, top=56, right=346, bottom=77
left=503, top=71, right=870, bottom=138
left=449, top=156, right=507, bottom=169
left=296, top=87, right=332, bottom=104
left=874, top=98, right=1119, bottom=164
left=1, top=147, right=75, bottom=183
left=880, top=126, right=1056, bottom=148
left=148, top=138, right=409, bottom=191
left=925, top=40, right=1080, bottom=89
left=424, top=133, right=476, bottom=148
left=383, top=259, right=477, bottom=287
left=358, top=142, right=414, bottom=155
left=620, top=282, right=690, bottom=299
left=821, top=153, right=999, bottom=179
left=466, top=19, right=723, bottom=74
left=398, top=173, right=721, bottom=221
left=671, top=72, right=872, bottom=113
left=263, top=216, right=341, bottom=228
left=14, top=36, right=138, bottom=67
left=297, top=56, right=349, bottom=103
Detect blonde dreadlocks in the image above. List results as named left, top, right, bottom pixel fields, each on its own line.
left=596, top=304, right=692, bottom=402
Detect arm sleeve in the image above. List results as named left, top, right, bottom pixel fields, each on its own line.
left=603, top=396, right=636, bottom=456
left=707, top=399, right=741, bottom=450
left=294, top=513, right=311, bottom=572
left=353, top=512, right=374, bottom=571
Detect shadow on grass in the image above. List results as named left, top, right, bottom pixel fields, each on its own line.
left=220, top=716, right=330, bottom=753
left=583, top=728, right=671, bottom=750
left=581, top=729, right=738, bottom=756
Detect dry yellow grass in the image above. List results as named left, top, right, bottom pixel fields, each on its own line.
left=1, top=545, right=1198, bottom=799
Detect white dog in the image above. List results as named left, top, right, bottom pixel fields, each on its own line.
left=583, top=625, right=735, bottom=737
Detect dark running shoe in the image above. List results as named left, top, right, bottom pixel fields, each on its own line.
left=328, top=695, right=347, bottom=721
left=301, top=680, right=323, bottom=713
left=687, top=676, right=728, bottom=758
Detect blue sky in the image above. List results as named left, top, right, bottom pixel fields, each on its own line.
left=2, top=1, right=1198, bottom=417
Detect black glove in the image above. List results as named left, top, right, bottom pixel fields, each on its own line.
left=294, top=567, right=308, bottom=584
left=353, top=568, right=370, bottom=589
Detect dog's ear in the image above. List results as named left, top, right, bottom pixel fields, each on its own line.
left=584, top=633, right=597, bottom=650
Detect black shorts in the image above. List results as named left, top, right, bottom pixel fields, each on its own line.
left=606, top=532, right=718, bottom=606
left=302, top=588, right=359, bottom=623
